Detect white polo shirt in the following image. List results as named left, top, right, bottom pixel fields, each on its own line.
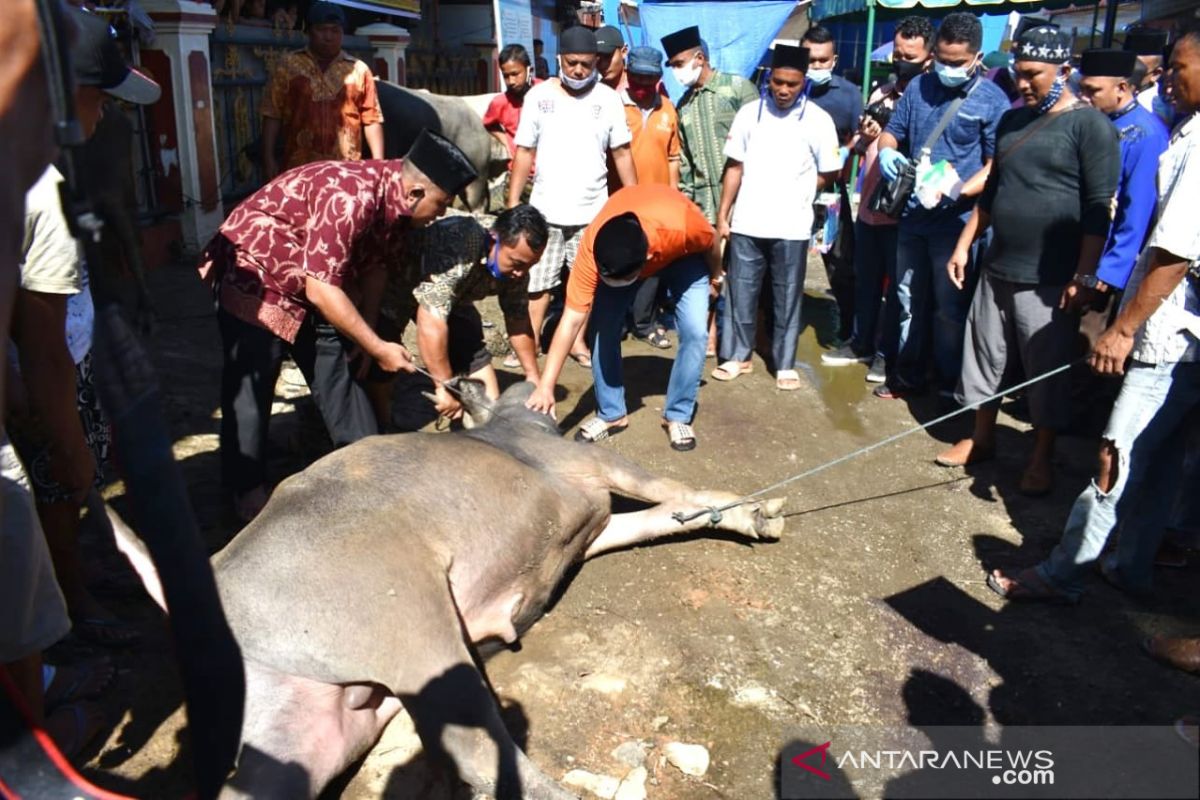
left=724, top=95, right=841, bottom=241
left=1125, top=112, right=1200, bottom=364
left=513, top=78, right=632, bottom=226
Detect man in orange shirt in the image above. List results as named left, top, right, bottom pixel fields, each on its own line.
left=526, top=184, right=721, bottom=451
left=261, top=2, right=384, bottom=179
left=609, top=46, right=682, bottom=350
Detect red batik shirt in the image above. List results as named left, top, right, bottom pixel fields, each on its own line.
left=197, top=160, right=410, bottom=343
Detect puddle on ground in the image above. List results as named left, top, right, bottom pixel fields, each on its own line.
left=794, top=293, right=869, bottom=435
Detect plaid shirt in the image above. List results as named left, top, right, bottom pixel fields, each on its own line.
left=261, top=49, right=383, bottom=171
left=676, top=70, right=759, bottom=222
left=198, top=160, right=410, bottom=343
left=382, top=213, right=529, bottom=326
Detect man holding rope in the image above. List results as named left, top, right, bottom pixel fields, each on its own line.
left=988, top=23, right=1200, bottom=605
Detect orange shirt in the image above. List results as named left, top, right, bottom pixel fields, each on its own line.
left=261, top=49, right=383, bottom=171
left=566, top=184, right=715, bottom=312
left=608, top=91, right=680, bottom=193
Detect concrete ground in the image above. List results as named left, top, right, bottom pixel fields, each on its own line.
left=76, top=253, right=1200, bottom=799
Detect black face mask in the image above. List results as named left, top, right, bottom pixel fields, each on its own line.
left=893, top=59, right=926, bottom=82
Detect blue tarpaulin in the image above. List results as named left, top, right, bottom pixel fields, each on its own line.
left=637, top=0, right=798, bottom=101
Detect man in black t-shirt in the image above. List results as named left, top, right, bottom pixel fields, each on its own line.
left=934, top=26, right=1120, bottom=496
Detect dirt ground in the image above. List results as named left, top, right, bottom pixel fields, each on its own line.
left=75, top=253, right=1200, bottom=799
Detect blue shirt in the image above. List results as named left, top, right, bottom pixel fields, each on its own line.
left=883, top=72, right=1010, bottom=230
left=807, top=74, right=863, bottom=145
left=1096, top=102, right=1169, bottom=290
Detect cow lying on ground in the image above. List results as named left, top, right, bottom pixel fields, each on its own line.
left=126, top=381, right=784, bottom=798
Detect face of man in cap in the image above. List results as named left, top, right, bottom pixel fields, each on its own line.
left=627, top=73, right=659, bottom=107
left=1078, top=74, right=1131, bottom=114
left=309, top=22, right=344, bottom=61
left=769, top=67, right=806, bottom=110
left=560, top=51, right=598, bottom=84
left=1013, top=59, right=1071, bottom=108
left=598, top=45, right=628, bottom=86
left=402, top=179, right=452, bottom=227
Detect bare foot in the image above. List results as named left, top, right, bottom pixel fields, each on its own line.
left=1019, top=461, right=1055, bottom=496
left=935, top=438, right=994, bottom=467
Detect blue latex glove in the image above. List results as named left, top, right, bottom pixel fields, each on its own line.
left=878, top=148, right=910, bottom=181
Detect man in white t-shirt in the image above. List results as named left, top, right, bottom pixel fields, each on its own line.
left=507, top=25, right=637, bottom=365
left=711, top=44, right=841, bottom=390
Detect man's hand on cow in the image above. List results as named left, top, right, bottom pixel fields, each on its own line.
left=525, top=383, right=557, bottom=420
left=433, top=384, right=463, bottom=419
left=375, top=341, right=416, bottom=373
left=1089, top=325, right=1134, bottom=376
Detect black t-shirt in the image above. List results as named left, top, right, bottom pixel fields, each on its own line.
left=979, top=102, right=1120, bottom=286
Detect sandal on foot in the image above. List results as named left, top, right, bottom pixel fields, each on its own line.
left=44, top=659, right=115, bottom=711
left=711, top=361, right=751, bottom=381
left=663, top=421, right=697, bottom=452
left=502, top=352, right=520, bottom=369
left=72, top=616, right=142, bottom=648
left=569, top=351, right=593, bottom=369
left=644, top=329, right=672, bottom=349
left=986, top=568, right=1077, bottom=605
left=776, top=370, right=802, bottom=391
left=573, top=417, right=627, bottom=443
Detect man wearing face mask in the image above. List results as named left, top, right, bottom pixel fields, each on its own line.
left=663, top=25, right=760, bottom=225
left=937, top=27, right=1119, bottom=495
left=873, top=12, right=1011, bottom=402
left=822, top=15, right=934, bottom=380
left=802, top=25, right=863, bottom=146
left=507, top=26, right=637, bottom=366
left=378, top=205, right=548, bottom=420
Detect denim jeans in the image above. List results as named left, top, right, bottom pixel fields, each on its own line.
left=721, top=234, right=807, bottom=372
left=591, top=255, right=709, bottom=424
left=850, top=220, right=898, bottom=357
left=1037, top=360, right=1200, bottom=599
left=893, top=225, right=974, bottom=390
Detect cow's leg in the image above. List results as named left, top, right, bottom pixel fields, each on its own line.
left=586, top=496, right=785, bottom=558
left=222, top=660, right=402, bottom=800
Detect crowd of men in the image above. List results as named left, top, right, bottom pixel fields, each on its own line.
left=3, top=0, right=1200, bottom=766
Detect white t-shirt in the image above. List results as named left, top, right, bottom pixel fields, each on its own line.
left=724, top=96, right=841, bottom=240
left=513, top=78, right=632, bottom=226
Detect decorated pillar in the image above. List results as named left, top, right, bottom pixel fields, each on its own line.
left=356, top=23, right=411, bottom=86
left=141, top=0, right=223, bottom=253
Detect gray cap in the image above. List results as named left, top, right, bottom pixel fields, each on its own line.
left=627, top=46, right=663, bottom=77
left=595, top=25, right=625, bottom=54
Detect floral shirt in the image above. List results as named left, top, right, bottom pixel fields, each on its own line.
left=261, top=49, right=383, bottom=171
left=676, top=70, right=759, bottom=223
left=382, top=213, right=529, bottom=326
left=198, top=160, right=410, bottom=343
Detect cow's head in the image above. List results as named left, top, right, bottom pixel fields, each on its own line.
left=452, top=378, right=559, bottom=436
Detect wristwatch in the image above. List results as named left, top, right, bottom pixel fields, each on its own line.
left=1072, top=273, right=1101, bottom=290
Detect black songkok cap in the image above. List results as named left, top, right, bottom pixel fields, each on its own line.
left=1013, top=16, right=1054, bottom=42
left=661, top=26, right=702, bottom=59
left=405, top=129, right=478, bottom=195
left=1080, top=48, right=1138, bottom=78
left=1013, top=26, right=1073, bottom=64
left=560, top=26, right=599, bottom=55
left=772, top=44, right=810, bottom=72
left=594, top=212, right=648, bottom=281
left=1123, top=27, right=1169, bottom=56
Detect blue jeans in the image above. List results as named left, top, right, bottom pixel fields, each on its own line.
left=849, top=220, right=898, bottom=357
left=1037, top=360, right=1200, bottom=599
left=591, top=255, right=709, bottom=424
left=893, top=225, right=974, bottom=390
left=721, top=234, right=807, bottom=372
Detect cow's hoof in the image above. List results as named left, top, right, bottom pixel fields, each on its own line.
left=750, top=498, right=785, bottom=540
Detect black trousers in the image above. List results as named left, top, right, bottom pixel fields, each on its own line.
left=627, top=275, right=664, bottom=338
left=218, top=308, right=378, bottom=493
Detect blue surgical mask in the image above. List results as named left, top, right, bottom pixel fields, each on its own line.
left=807, top=68, right=832, bottom=86
left=934, top=60, right=973, bottom=88
left=486, top=240, right=505, bottom=280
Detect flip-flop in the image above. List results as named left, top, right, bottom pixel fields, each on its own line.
left=985, top=568, right=1078, bottom=605
left=574, top=417, right=627, bottom=443
left=776, top=370, right=802, bottom=391
left=663, top=421, right=697, bottom=452
left=72, top=616, right=142, bottom=648
left=569, top=351, right=593, bottom=369
left=711, top=361, right=752, bottom=381
left=502, top=352, right=520, bottom=369
left=44, top=659, right=116, bottom=711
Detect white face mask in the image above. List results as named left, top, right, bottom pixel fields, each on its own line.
left=671, top=56, right=702, bottom=88
left=560, top=68, right=598, bottom=91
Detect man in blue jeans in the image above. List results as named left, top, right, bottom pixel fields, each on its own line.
left=986, top=25, right=1200, bottom=604
left=873, top=12, right=1010, bottom=399
left=526, top=184, right=721, bottom=451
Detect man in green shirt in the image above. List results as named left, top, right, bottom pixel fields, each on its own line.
left=662, top=26, right=760, bottom=223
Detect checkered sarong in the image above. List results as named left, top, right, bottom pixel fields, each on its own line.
left=526, top=223, right=585, bottom=294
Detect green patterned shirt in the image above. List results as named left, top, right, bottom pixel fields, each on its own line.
left=382, top=213, right=529, bottom=326
left=676, top=70, right=760, bottom=222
